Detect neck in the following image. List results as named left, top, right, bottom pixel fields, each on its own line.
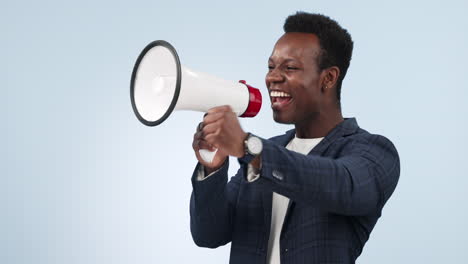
left=294, top=109, right=343, bottom=138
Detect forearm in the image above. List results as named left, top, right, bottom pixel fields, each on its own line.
left=253, top=136, right=400, bottom=215
left=190, top=161, right=238, bottom=247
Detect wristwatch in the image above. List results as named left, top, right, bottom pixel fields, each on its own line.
left=241, top=133, right=263, bottom=163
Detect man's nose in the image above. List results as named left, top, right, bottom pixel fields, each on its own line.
left=266, top=68, right=284, bottom=83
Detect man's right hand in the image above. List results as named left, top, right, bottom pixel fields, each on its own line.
left=192, top=120, right=228, bottom=175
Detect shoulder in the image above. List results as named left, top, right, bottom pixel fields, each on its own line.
left=355, top=128, right=398, bottom=153
left=330, top=126, right=399, bottom=160
left=338, top=129, right=400, bottom=175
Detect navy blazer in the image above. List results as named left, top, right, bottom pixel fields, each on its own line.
left=190, top=118, right=400, bottom=264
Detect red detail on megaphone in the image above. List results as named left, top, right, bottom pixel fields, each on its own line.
left=239, top=80, right=262, bottom=118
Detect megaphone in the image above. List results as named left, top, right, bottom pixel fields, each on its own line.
left=130, top=40, right=262, bottom=162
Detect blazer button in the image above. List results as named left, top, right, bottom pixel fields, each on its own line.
left=272, top=170, right=284, bottom=181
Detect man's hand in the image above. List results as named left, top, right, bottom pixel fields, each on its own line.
left=193, top=120, right=228, bottom=174
left=202, top=105, right=248, bottom=158
left=192, top=105, right=248, bottom=175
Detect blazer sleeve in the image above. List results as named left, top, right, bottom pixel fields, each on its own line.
left=189, top=160, right=242, bottom=248
left=249, top=134, right=400, bottom=216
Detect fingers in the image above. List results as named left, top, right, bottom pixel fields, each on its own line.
left=203, top=105, right=234, bottom=123
left=197, top=121, right=204, bottom=132
left=203, top=112, right=224, bottom=124
left=194, top=106, right=235, bottom=150
left=193, top=136, right=216, bottom=151
left=199, top=140, right=216, bottom=151
left=193, top=123, right=216, bottom=151
left=207, top=105, right=232, bottom=114
left=202, top=119, right=221, bottom=135
left=197, top=107, right=230, bottom=137
left=203, top=133, right=219, bottom=147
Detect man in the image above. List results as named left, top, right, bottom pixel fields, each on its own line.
left=190, top=12, right=400, bottom=264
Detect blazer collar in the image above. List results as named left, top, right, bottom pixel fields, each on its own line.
left=273, top=118, right=360, bottom=155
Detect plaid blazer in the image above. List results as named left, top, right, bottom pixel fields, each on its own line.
left=190, top=118, right=400, bottom=264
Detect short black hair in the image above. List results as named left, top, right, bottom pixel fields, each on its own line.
left=284, top=12, right=353, bottom=102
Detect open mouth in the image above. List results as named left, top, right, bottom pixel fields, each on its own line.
left=270, top=90, right=292, bottom=110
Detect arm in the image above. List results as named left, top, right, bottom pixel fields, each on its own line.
left=200, top=106, right=399, bottom=216
left=190, top=160, right=242, bottom=248
left=250, top=134, right=400, bottom=216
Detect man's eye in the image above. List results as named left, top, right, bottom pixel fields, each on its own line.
left=268, top=65, right=274, bottom=70
left=287, top=66, right=298, bottom=70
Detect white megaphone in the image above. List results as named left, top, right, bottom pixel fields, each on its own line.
left=130, top=40, right=262, bottom=163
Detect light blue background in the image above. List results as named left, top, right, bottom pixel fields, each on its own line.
left=3, top=0, right=468, bottom=263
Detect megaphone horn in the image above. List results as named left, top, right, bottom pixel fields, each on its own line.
left=130, top=40, right=262, bottom=127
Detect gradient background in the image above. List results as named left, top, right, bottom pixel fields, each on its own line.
left=3, top=0, right=468, bottom=263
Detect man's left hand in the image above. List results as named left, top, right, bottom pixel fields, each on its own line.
left=202, top=105, right=247, bottom=158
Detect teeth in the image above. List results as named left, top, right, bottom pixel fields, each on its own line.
left=270, top=91, right=291, bottom=97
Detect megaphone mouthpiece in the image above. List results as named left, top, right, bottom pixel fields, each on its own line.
left=239, top=80, right=262, bottom=118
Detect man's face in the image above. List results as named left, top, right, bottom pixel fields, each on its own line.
left=266, top=33, right=325, bottom=124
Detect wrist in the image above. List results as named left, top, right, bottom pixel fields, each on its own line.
left=203, top=159, right=227, bottom=175
left=238, top=133, right=263, bottom=164
left=204, top=166, right=218, bottom=175
left=251, top=155, right=261, bottom=169
left=235, top=132, right=249, bottom=157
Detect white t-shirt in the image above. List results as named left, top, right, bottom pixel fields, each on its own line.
left=266, top=136, right=323, bottom=264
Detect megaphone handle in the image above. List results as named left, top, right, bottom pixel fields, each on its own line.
left=198, top=149, right=219, bottom=164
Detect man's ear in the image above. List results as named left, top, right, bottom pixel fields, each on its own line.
left=320, top=66, right=340, bottom=93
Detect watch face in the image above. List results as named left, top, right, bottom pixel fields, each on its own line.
left=247, top=136, right=263, bottom=155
